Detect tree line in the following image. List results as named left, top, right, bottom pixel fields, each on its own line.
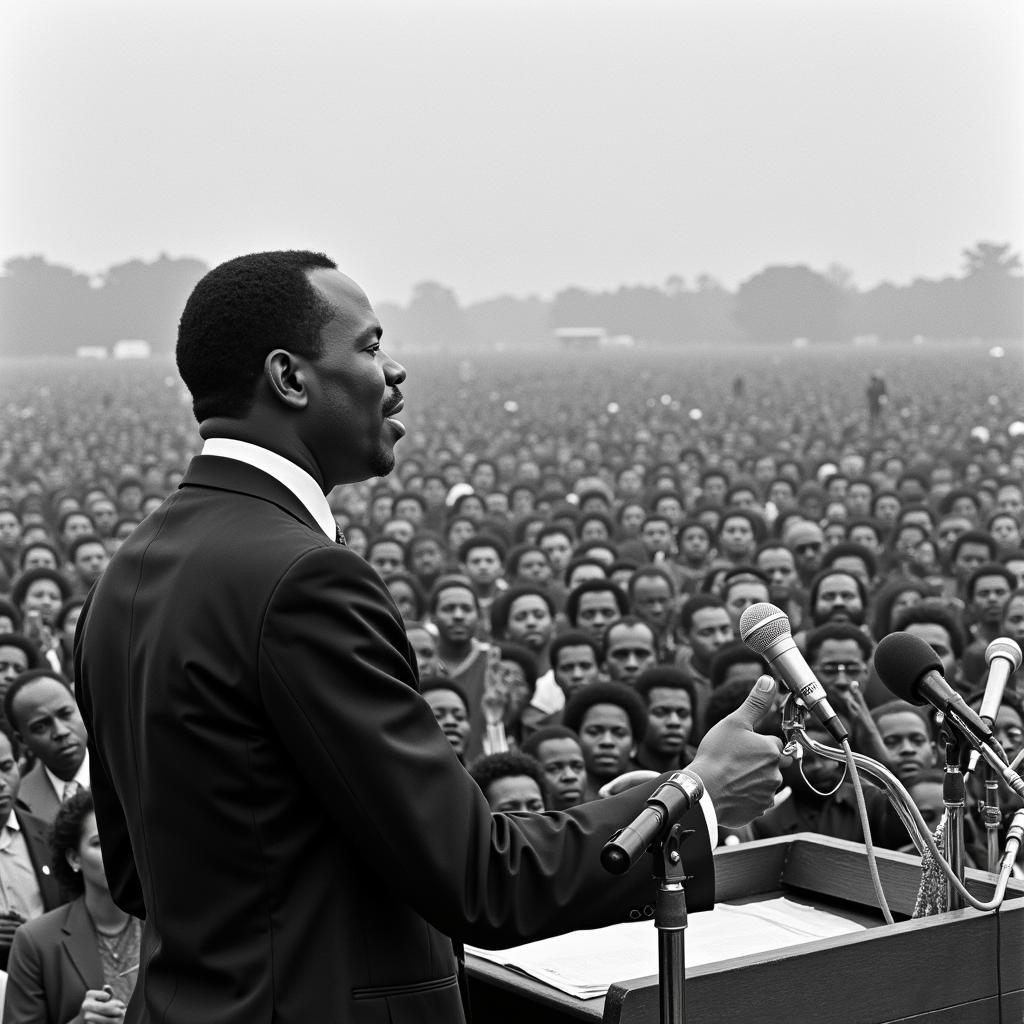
left=1, top=242, right=1020, bottom=357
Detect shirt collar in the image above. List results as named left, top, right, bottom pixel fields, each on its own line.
left=44, top=749, right=90, bottom=800
left=200, top=438, right=336, bottom=540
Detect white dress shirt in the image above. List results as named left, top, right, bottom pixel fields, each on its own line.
left=201, top=437, right=337, bottom=540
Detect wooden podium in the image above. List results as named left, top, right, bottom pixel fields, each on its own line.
left=466, top=834, right=1024, bottom=1023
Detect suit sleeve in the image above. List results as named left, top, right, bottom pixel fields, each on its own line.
left=74, top=590, right=146, bottom=919
left=2, top=922, right=59, bottom=1024
left=258, top=547, right=713, bottom=948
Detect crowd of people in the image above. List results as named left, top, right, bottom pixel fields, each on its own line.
left=0, top=342, right=1023, bottom=1019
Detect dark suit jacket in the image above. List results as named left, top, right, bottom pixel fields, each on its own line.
left=14, top=805, right=63, bottom=913
left=15, top=764, right=61, bottom=826
left=3, top=897, right=102, bottom=1024
left=75, top=455, right=714, bottom=1024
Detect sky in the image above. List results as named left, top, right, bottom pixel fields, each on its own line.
left=3, top=0, right=1022, bottom=306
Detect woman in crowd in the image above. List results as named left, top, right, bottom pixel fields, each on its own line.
left=4, top=790, right=142, bottom=1024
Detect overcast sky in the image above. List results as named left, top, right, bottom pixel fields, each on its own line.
left=4, top=0, right=1022, bottom=306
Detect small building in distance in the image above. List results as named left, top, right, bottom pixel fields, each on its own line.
left=553, top=327, right=635, bottom=349
left=113, top=339, right=152, bottom=359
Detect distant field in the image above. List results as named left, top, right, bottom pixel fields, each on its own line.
left=2, top=339, right=1021, bottom=457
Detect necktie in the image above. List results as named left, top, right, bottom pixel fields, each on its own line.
left=335, top=525, right=347, bottom=546
left=63, top=780, right=81, bottom=802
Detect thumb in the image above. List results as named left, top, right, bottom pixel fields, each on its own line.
left=729, top=674, right=777, bottom=730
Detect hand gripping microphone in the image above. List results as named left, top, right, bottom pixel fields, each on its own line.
left=967, top=637, right=1022, bottom=773
left=739, top=603, right=848, bottom=743
left=601, top=769, right=705, bottom=874
left=873, top=632, right=994, bottom=748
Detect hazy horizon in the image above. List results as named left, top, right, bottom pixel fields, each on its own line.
left=4, top=0, right=1022, bottom=307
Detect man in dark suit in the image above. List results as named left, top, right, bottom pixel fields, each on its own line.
left=74, top=250, right=783, bottom=1024
left=0, top=726, right=63, bottom=969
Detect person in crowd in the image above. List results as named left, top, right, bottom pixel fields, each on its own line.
left=870, top=701, right=937, bottom=783
left=561, top=682, right=648, bottom=801
left=421, top=678, right=473, bottom=764
left=721, top=568, right=771, bottom=633
left=457, top=535, right=508, bottom=633
left=632, top=667, right=698, bottom=771
left=520, top=726, right=587, bottom=810
left=674, top=594, right=735, bottom=728
left=468, top=751, right=546, bottom=813
left=4, top=789, right=142, bottom=1023
left=4, top=669, right=89, bottom=823
left=959, top=563, right=1016, bottom=686
left=490, top=585, right=557, bottom=685
left=548, top=632, right=601, bottom=702
left=365, top=536, right=406, bottom=581
left=782, top=520, right=826, bottom=586
left=754, top=540, right=805, bottom=628
left=888, top=601, right=968, bottom=698
left=869, top=578, right=929, bottom=642
left=715, top=509, right=764, bottom=567
left=805, top=623, right=888, bottom=763
left=565, top=578, right=628, bottom=645
left=384, top=570, right=427, bottom=624
left=10, top=569, right=71, bottom=632
left=673, top=520, right=715, bottom=593
left=0, top=725, right=63, bottom=970
left=0, top=636, right=41, bottom=717
left=428, top=575, right=491, bottom=759
left=627, top=566, right=678, bottom=662
left=535, top=525, right=575, bottom=582
left=405, top=621, right=441, bottom=676
left=601, top=617, right=658, bottom=687
left=407, top=531, right=448, bottom=594
left=806, top=568, right=868, bottom=632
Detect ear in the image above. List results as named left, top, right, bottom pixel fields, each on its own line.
left=264, top=350, right=309, bottom=410
left=65, top=847, right=81, bottom=874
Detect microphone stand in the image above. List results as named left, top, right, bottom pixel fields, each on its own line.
left=651, top=824, right=692, bottom=1024
left=940, top=732, right=967, bottom=911
left=983, top=766, right=1002, bottom=874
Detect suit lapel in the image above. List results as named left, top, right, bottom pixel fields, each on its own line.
left=15, top=807, right=62, bottom=910
left=180, top=455, right=324, bottom=536
left=19, top=764, right=61, bottom=823
left=62, top=898, right=104, bottom=990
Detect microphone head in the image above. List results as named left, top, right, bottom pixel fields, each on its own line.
left=986, top=637, right=1023, bottom=670
left=874, top=631, right=944, bottom=706
left=739, top=602, right=791, bottom=655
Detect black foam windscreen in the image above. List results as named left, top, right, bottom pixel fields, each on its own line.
left=873, top=631, right=944, bottom=705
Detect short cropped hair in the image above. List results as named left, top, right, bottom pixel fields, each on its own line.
left=4, top=668, right=74, bottom=733
left=891, top=601, right=966, bottom=659
left=177, top=250, right=338, bottom=421
left=427, top=574, right=479, bottom=615
left=565, top=579, right=629, bottom=626
left=561, top=681, right=647, bottom=742
left=468, top=751, right=546, bottom=802
left=521, top=726, right=582, bottom=758
left=489, top=585, right=556, bottom=638
left=10, top=568, right=72, bottom=611
left=805, top=623, right=874, bottom=663
left=549, top=631, right=601, bottom=669
left=634, top=666, right=697, bottom=711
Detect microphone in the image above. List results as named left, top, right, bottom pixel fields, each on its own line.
left=967, top=637, right=1023, bottom=772
left=738, top=603, right=849, bottom=743
left=873, top=632, right=994, bottom=748
left=601, top=769, right=704, bottom=874
left=978, top=638, right=1022, bottom=726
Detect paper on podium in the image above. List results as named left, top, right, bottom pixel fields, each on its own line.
left=466, top=896, right=866, bottom=999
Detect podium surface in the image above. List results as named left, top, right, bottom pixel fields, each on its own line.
left=466, top=834, right=1024, bottom=1023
